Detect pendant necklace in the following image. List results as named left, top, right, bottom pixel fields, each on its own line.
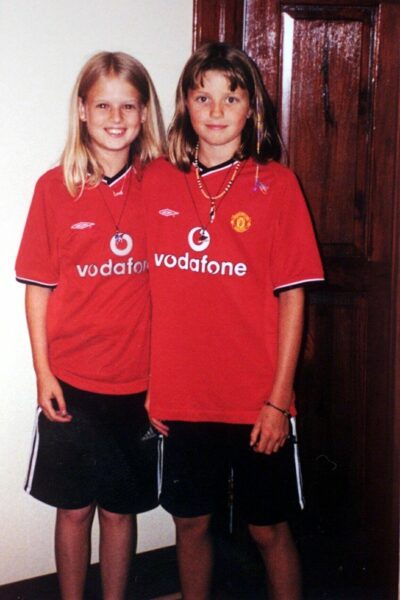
left=99, top=166, right=133, bottom=244
left=184, top=175, right=209, bottom=242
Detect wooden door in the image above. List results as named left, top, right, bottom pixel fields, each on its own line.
left=193, top=0, right=400, bottom=597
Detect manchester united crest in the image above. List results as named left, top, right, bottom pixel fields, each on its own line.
left=230, top=211, right=252, bottom=233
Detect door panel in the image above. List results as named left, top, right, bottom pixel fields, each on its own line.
left=279, top=7, right=372, bottom=257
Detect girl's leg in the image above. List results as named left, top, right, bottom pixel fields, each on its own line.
left=55, top=504, right=96, bottom=600
left=174, top=514, right=213, bottom=600
left=98, top=507, right=137, bottom=600
left=248, top=521, right=302, bottom=600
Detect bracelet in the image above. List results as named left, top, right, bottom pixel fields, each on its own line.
left=264, top=401, right=291, bottom=418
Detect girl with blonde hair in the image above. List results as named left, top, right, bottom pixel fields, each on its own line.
left=16, top=51, right=165, bottom=600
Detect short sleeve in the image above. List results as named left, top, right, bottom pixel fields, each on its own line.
left=15, top=176, right=59, bottom=287
left=270, top=170, right=324, bottom=293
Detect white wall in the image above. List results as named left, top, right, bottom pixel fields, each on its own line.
left=0, top=0, right=192, bottom=585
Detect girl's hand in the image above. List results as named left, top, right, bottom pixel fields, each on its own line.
left=145, top=392, right=169, bottom=436
left=250, top=404, right=289, bottom=454
left=25, top=285, right=71, bottom=423
left=37, top=372, right=72, bottom=423
left=250, top=288, right=304, bottom=454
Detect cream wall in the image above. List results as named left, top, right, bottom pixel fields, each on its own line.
left=0, top=0, right=192, bottom=585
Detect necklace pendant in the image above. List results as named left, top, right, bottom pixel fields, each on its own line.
left=199, top=228, right=209, bottom=242
left=115, top=231, right=124, bottom=245
left=210, top=202, right=216, bottom=223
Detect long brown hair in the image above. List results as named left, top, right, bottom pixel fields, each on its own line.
left=62, top=51, right=166, bottom=196
left=168, top=42, right=282, bottom=172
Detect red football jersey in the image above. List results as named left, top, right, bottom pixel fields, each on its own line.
left=16, top=166, right=150, bottom=395
left=144, top=158, right=324, bottom=424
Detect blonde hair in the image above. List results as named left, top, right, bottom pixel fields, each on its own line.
left=168, top=42, right=281, bottom=172
left=62, top=51, right=166, bottom=196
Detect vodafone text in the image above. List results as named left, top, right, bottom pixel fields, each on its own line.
left=76, top=257, right=148, bottom=278
left=154, top=252, right=247, bottom=277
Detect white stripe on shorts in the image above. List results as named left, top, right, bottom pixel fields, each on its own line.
left=157, top=434, right=164, bottom=499
left=290, top=416, right=305, bottom=510
left=24, top=407, right=42, bottom=494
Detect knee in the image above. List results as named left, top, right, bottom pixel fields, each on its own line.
left=57, top=504, right=95, bottom=527
left=98, top=507, right=133, bottom=527
left=248, top=521, right=290, bottom=551
left=174, top=514, right=211, bottom=541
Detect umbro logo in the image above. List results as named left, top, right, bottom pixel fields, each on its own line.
left=71, top=222, right=96, bottom=230
left=159, top=208, right=179, bottom=217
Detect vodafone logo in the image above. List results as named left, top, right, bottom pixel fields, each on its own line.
left=110, top=233, right=133, bottom=257
left=153, top=227, right=247, bottom=277
left=75, top=232, right=148, bottom=278
left=188, top=227, right=210, bottom=252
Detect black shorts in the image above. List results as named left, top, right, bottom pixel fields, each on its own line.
left=160, top=420, right=304, bottom=526
left=25, top=381, right=160, bottom=514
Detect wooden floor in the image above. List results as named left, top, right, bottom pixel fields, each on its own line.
left=0, top=536, right=385, bottom=600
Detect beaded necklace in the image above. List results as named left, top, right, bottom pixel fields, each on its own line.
left=194, top=145, right=242, bottom=224
left=186, top=155, right=247, bottom=242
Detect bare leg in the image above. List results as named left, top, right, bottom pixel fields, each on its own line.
left=248, top=521, right=302, bottom=600
left=98, top=507, right=137, bottom=600
left=174, top=514, right=213, bottom=600
left=55, top=504, right=96, bottom=600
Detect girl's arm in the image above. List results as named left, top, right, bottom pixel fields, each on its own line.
left=250, top=287, right=305, bottom=454
left=25, top=285, right=71, bottom=422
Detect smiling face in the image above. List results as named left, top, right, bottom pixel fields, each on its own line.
left=79, top=74, right=146, bottom=174
left=186, top=69, right=251, bottom=166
